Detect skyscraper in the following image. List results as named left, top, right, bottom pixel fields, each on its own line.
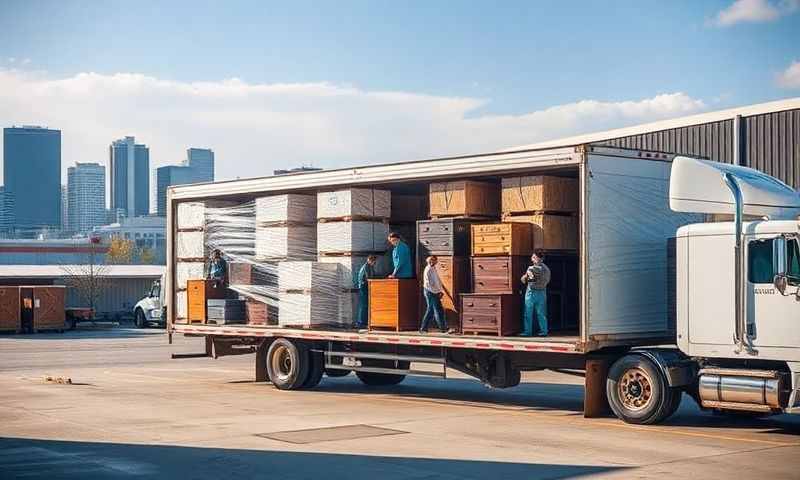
left=186, top=148, right=214, bottom=183
left=3, top=126, right=61, bottom=235
left=67, top=163, right=106, bottom=234
left=109, top=136, right=149, bottom=217
left=61, top=185, right=68, bottom=233
left=0, top=186, right=14, bottom=237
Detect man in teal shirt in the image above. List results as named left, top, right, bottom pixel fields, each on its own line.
left=387, top=232, right=413, bottom=279
left=355, top=255, right=377, bottom=329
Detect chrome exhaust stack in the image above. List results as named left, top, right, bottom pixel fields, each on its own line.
left=699, top=368, right=785, bottom=413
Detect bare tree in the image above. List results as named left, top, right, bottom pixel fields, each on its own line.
left=60, top=236, right=110, bottom=316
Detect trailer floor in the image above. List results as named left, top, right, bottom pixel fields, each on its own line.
left=0, top=328, right=798, bottom=480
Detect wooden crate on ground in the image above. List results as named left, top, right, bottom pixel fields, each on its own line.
left=460, top=293, right=521, bottom=336
left=471, top=222, right=533, bottom=256
left=502, top=214, right=578, bottom=251
left=33, top=286, right=65, bottom=332
left=187, top=279, right=227, bottom=324
left=0, top=286, right=21, bottom=332
left=429, top=180, right=499, bottom=218
left=368, top=279, right=419, bottom=332
left=501, top=175, right=578, bottom=214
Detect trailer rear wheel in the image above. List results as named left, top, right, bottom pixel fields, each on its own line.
left=606, top=354, right=677, bottom=425
left=301, top=351, right=325, bottom=389
left=266, top=338, right=310, bottom=390
left=356, top=371, right=406, bottom=386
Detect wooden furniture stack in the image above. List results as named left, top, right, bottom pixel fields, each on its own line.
left=187, top=279, right=226, bottom=324
left=317, top=188, right=391, bottom=326
left=368, top=279, right=419, bottom=332
left=228, top=262, right=275, bottom=326
left=429, top=180, right=499, bottom=218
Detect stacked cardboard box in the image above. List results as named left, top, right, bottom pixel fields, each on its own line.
left=317, top=188, right=391, bottom=326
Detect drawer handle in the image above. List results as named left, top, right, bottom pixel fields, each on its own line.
left=478, top=265, right=484, bottom=269
left=466, top=303, right=474, bottom=307
left=477, top=281, right=484, bottom=285
left=489, top=303, right=497, bottom=307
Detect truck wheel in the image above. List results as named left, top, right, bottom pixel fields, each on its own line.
left=356, top=371, right=406, bottom=386
left=266, top=338, right=310, bottom=390
left=135, top=309, right=147, bottom=329
left=606, top=354, right=677, bottom=425
left=325, top=368, right=351, bottom=377
left=301, top=351, right=325, bottom=389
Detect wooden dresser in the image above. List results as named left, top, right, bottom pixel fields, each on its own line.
left=187, top=279, right=227, bottom=324
left=460, top=293, right=521, bottom=336
left=368, top=279, right=419, bottom=332
left=471, top=223, right=532, bottom=256
left=417, top=219, right=472, bottom=257
left=471, top=256, right=527, bottom=294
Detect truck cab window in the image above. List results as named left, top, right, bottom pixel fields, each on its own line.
left=788, top=238, right=800, bottom=285
left=747, top=239, right=774, bottom=284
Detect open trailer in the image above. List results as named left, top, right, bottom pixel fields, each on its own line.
left=166, top=144, right=800, bottom=425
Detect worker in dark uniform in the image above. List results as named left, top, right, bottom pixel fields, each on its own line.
left=520, top=249, right=551, bottom=337
left=355, top=255, right=378, bottom=329
left=206, top=249, right=228, bottom=287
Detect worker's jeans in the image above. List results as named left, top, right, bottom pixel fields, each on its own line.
left=522, top=288, right=548, bottom=336
left=421, top=289, right=446, bottom=331
left=355, top=288, right=369, bottom=328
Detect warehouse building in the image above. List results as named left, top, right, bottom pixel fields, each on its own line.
left=511, top=97, right=800, bottom=189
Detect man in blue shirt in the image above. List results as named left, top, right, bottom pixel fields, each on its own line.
left=387, top=232, right=413, bottom=279
left=206, top=249, right=227, bottom=286
left=355, top=255, right=378, bottom=329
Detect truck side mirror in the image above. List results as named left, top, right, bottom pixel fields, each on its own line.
left=773, top=274, right=788, bottom=295
left=773, top=236, right=787, bottom=276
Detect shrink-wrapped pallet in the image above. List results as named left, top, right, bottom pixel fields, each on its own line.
left=256, top=194, right=316, bottom=224
left=277, top=261, right=340, bottom=292
left=317, top=221, right=389, bottom=254
left=255, top=225, right=316, bottom=260
left=177, top=202, right=205, bottom=230
left=501, top=176, right=578, bottom=214
left=337, top=291, right=359, bottom=324
left=278, top=292, right=343, bottom=327
left=175, top=290, right=188, bottom=320
left=318, top=255, right=390, bottom=289
left=176, top=231, right=205, bottom=260
left=176, top=261, right=204, bottom=289
left=317, top=188, right=391, bottom=220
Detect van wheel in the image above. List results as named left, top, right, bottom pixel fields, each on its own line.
left=135, top=309, right=147, bottom=328
left=301, top=351, right=325, bottom=389
left=356, top=371, right=406, bottom=386
left=606, top=354, right=678, bottom=425
left=266, top=338, right=310, bottom=390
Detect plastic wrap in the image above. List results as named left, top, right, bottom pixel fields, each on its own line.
left=317, top=221, right=389, bottom=254
left=318, top=255, right=390, bottom=289
left=176, top=231, right=205, bottom=259
left=277, top=261, right=340, bottom=292
left=255, top=226, right=317, bottom=260
left=317, top=188, right=391, bottom=219
left=256, top=194, right=317, bottom=224
left=176, top=262, right=204, bottom=290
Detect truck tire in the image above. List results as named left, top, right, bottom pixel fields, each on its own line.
left=356, top=371, right=406, bottom=386
left=301, top=351, right=325, bottom=389
left=606, top=354, right=678, bottom=425
left=135, top=309, right=147, bottom=329
left=266, top=338, right=310, bottom=390
left=325, top=368, right=351, bottom=377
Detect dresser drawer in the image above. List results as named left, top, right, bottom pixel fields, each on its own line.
left=461, top=313, right=500, bottom=330
left=473, top=223, right=510, bottom=235
left=471, top=256, right=527, bottom=294
left=417, top=219, right=473, bottom=256
left=471, top=222, right=532, bottom=256
left=418, top=235, right=454, bottom=254
left=460, top=293, right=521, bottom=336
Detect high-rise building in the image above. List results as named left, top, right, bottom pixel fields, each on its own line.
left=0, top=186, right=14, bottom=237
left=3, top=126, right=61, bottom=235
left=155, top=147, right=216, bottom=216
left=61, top=185, right=68, bottom=233
left=186, top=148, right=214, bottom=183
left=67, top=163, right=106, bottom=234
left=109, top=136, right=149, bottom=218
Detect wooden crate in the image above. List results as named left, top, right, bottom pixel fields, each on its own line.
left=417, top=219, right=472, bottom=257
left=471, top=222, right=533, bottom=256
left=471, top=256, right=528, bottom=294
left=245, top=299, right=270, bottom=326
left=391, top=195, right=428, bottom=223
left=460, top=293, right=521, bottom=336
left=368, top=279, right=419, bottom=332
left=501, top=175, right=578, bottom=214
left=33, top=286, right=65, bottom=332
left=187, top=279, right=227, bottom=324
left=0, top=286, right=21, bottom=332
left=502, top=214, right=578, bottom=251
left=418, top=256, right=469, bottom=332
left=429, top=180, right=499, bottom=218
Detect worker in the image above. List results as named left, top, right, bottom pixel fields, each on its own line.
left=520, top=249, right=551, bottom=337
left=206, top=249, right=228, bottom=286
left=355, top=255, right=378, bottom=329
left=420, top=256, right=453, bottom=334
left=387, top=232, right=413, bottom=279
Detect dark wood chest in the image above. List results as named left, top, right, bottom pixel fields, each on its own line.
left=471, top=256, right=528, bottom=294
left=460, top=293, right=521, bottom=336
left=417, top=219, right=472, bottom=257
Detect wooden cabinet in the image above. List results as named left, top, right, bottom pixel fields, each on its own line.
left=429, top=180, right=499, bottom=218
left=33, top=286, right=65, bottom=332
left=0, top=287, right=21, bottom=332
left=471, top=223, right=532, bottom=256
left=417, top=219, right=472, bottom=257
left=368, top=279, right=419, bottom=332
left=418, top=257, right=469, bottom=332
left=460, top=293, right=521, bottom=336
left=471, top=256, right=527, bottom=294
left=187, top=279, right=227, bottom=324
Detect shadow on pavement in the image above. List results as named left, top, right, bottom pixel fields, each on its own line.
left=0, top=328, right=167, bottom=341
left=0, top=437, right=625, bottom=480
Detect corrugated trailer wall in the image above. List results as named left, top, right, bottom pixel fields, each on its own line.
left=597, top=108, right=800, bottom=189
left=58, top=277, right=155, bottom=316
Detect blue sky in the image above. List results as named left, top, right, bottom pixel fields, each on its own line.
left=0, top=0, right=798, bottom=187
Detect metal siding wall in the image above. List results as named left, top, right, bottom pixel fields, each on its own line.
left=596, top=110, right=799, bottom=188
left=59, top=277, right=155, bottom=316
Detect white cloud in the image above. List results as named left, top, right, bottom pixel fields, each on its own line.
left=776, top=60, right=800, bottom=89
left=0, top=69, right=707, bottom=196
left=710, top=0, right=799, bottom=27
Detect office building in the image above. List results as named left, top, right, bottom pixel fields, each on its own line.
left=109, top=136, right=149, bottom=218
left=155, top=147, right=216, bottom=216
left=61, top=185, right=68, bottom=233
left=2, top=126, right=61, bottom=235
left=67, top=163, right=106, bottom=234
left=0, top=186, right=14, bottom=237
left=93, top=215, right=167, bottom=264
left=187, top=148, right=214, bottom=182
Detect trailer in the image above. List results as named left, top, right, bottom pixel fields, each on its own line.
left=166, top=144, right=800, bottom=424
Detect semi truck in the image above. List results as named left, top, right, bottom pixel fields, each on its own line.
left=165, top=144, right=800, bottom=425
left=133, top=275, right=166, bottom=328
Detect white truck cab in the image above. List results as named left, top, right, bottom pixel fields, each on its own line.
left=134, top=274, right=166, bottom=328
